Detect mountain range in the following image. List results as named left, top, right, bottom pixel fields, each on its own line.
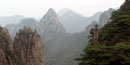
left=4, top=8, right=114, bottom=65
left=0, top=15, right=24, bottom=26
left=58, top=8, right=102, bottom=33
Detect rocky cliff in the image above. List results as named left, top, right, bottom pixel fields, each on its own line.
left=13, top=27, right=44, bottom=65
left=0, top=26, right=44, bottom=65
left=0, top=27, right=15, bottom=65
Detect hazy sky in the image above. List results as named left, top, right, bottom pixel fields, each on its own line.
left=0, top=0, right=125, bottom=19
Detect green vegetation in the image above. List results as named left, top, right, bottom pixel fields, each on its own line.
left=99, top=10, right=130, bottom=45
left=75, top=43, right=130, bottom=65
left=75, top=1, right=130, bottom=65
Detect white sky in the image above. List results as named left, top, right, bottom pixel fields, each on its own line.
left=0, top=0, right=125, bottom=19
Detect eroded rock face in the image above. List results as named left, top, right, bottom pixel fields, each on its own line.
left=13, top=27, right=44, bottom=65
left=0, top=27, right=16, bottom=65
left=0, top=27, right=13, bottom=51
left=0, top=26, right=44, bottom=65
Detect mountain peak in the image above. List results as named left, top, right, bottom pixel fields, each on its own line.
left=108, top=8, right=115, bottom=12
left=46, top=8, right=56, bottom=15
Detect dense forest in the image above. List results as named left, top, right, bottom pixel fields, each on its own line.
left=75, top=0, right=130, bottom=65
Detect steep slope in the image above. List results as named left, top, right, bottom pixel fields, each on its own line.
left=76, top=0, right=130, bottom=65
left=5, top=18, right=38, bottom=39
left=99, top=0, right=130, bottom=45
left=0, top=15, right=24, bottom=26
left=13, top=27, right=44, bottom=65
left=58, top=8, right=102, bottom=33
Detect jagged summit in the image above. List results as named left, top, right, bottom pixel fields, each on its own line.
left=14, top=27, right=44, bottom=65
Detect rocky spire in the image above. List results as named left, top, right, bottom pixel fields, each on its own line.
left=92, top=25, right=99, bottom=45
left=13, top=27, right=44, bottom=65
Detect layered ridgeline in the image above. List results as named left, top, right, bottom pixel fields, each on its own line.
left=76, top=0, right=130, bottom=65
left=6, top=18, right=38, bottom=39
left=0, top=15, right=24, bottom=26
left=0, top=27, right=44, bottom=65
left=58, top=8, right=102, bottom=33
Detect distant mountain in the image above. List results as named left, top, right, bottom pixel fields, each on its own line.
left=37, top=8, right=65, bottom=43
left=5, top=18, right=38, bottom=39
left=58, top=8, right=102, bottom=33
left=99, top=8, right=115, bottom=27
left=0, top=15, right=24, bottom=26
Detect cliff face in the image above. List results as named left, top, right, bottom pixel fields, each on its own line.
left=0, top=27, right=13, bottom=51
left=0, top=26, right=44, bottom=65
left=0, top=27, right=16, bottom=65
left=13, top=27, right=44, bottom=65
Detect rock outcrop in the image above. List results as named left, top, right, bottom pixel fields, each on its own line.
left=0, top=26, right=44, bottom=65
left=92, top=25, right=99, bottom=45
left=13, top=27, right=44, bottom=65
left=0, top=27, right=16, bottom=65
